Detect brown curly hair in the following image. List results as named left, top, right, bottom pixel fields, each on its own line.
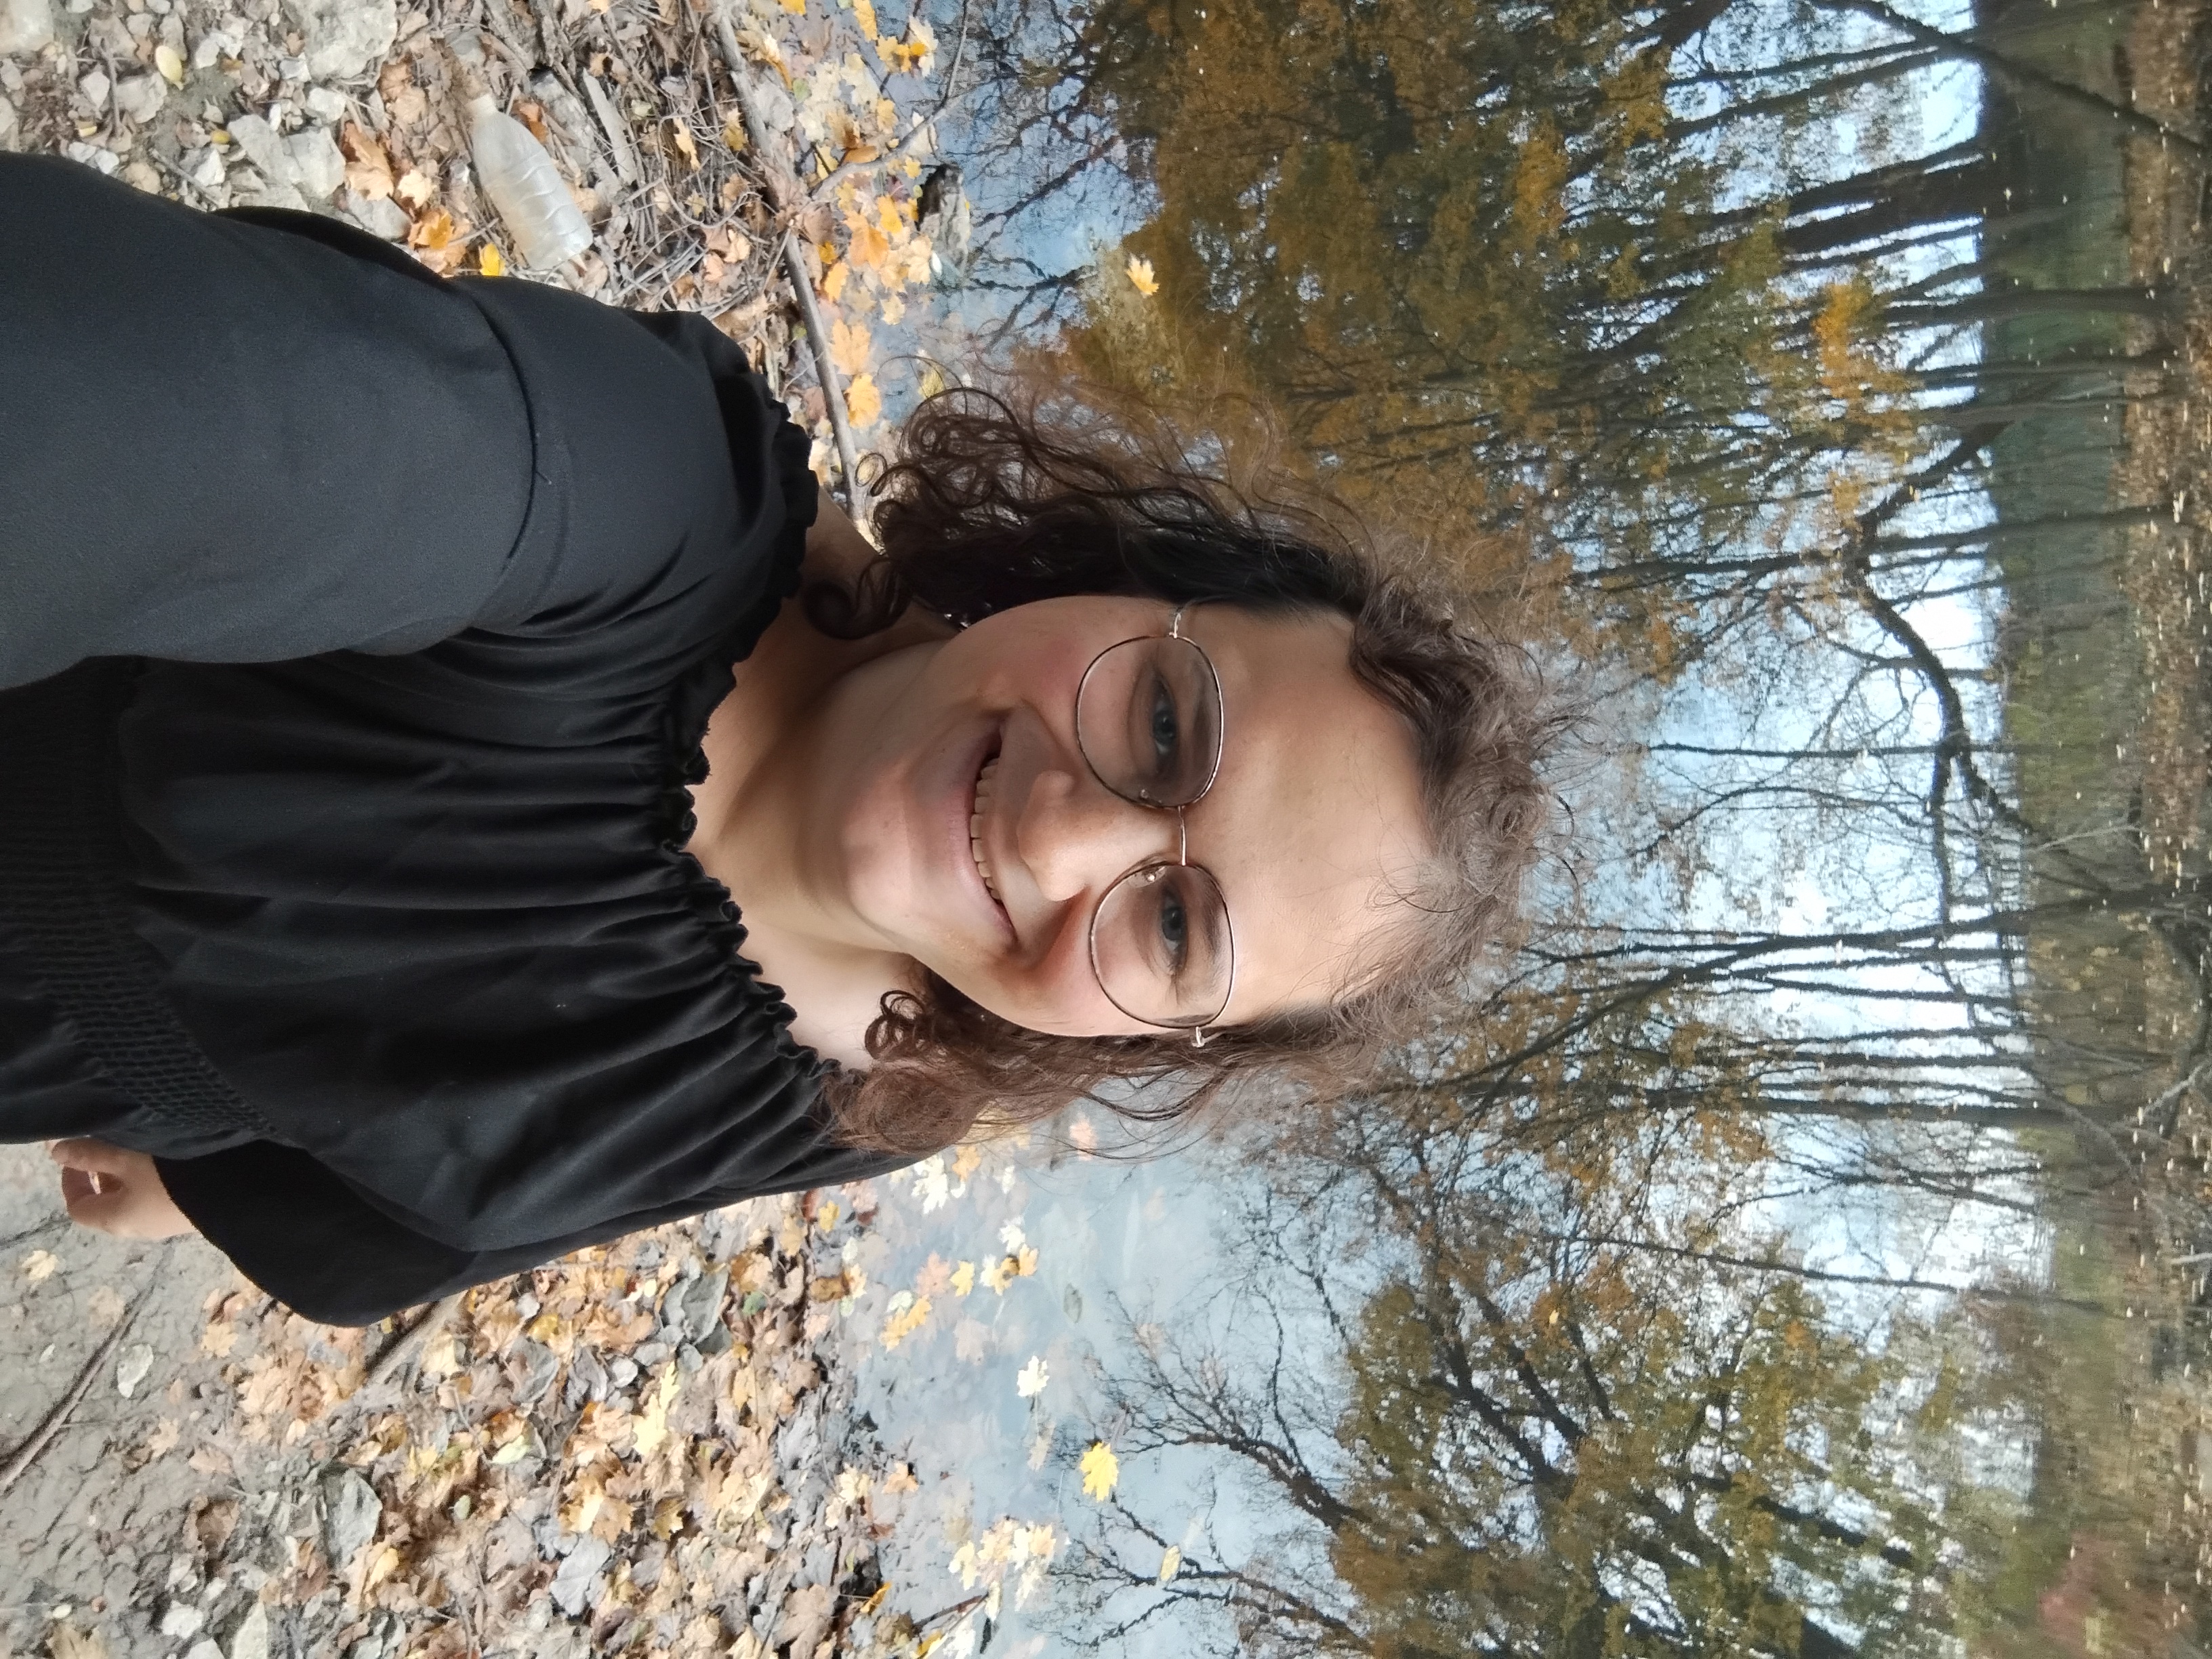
left=812, top=386, right=1557, bottom=1156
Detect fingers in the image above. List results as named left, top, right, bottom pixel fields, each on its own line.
left=47, top=1136, right=145, bottom=1179
left=59, top=1165, right=138, bottom=1233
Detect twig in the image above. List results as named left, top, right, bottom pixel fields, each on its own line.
left=0, top=1243, right=170, bottom=1496
left=361, top=1292, right=466, bottom=1393
left=581, top=68, right=642, bottom=186
left=712, top=8, right=872, bottom=525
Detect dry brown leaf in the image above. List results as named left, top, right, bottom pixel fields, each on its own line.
left=393, top=169, right=436, bottom=211
left=48, top=1624, right=108, bottom=1659
left=21, top=1248, right=58, bottom=1282
left=340, top=124, right=394, bottom=199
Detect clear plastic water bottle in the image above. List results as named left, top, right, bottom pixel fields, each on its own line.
left=466, top=94, right=592, bottom=271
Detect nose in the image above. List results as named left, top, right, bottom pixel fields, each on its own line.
left=1015, top=765, right=1179, bottom=906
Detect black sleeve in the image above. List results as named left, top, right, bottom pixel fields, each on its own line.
left=1, top=155, right=812, bottom=696
left=156, top=1136, right=912, bottom=1327
left=0, top=155, right=533, bottom=689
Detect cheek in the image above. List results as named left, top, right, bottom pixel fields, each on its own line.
left=926, top=916, right=1145, bottom=1038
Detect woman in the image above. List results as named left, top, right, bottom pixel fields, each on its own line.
left=1, top=153, right=1550, bottom=1325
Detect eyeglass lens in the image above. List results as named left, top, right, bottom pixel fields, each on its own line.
left=1076, top=634, right=1233, bottom=1029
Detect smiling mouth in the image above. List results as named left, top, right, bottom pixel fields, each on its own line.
left=970, top=750, right=1006, bottom=910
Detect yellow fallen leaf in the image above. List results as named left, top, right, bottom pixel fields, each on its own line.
left=830, top=317, right=872, bottom=378
left=950, top=1260, right=975, bottom=1296
left=881, top=1461, right=918, bottom=1494
left=155, top=42, right=184, bottom=85
left=363, top=1543, right=401, bottom=1591
left=918, top=361, right=947, bottom=399
left=779, top=0, right=802, bottom=11
left=1080, top=1440, right=1119, bottom=1500
left=21, top=1249, right=58, bottom=1282
left=1126, top=254, right=1158, bottom=295
left=632, top=1361, right=680, bottom=1458
left=845, top=371, right=882, bottom=428
left=844, top=209, right=891, bottom=273
left=394, top=169, right=436, bottom=211
left=881, top=1293, right=930, bottom=1350
left=669, top=119, right=697, bottom=169
left=854, top=0, right=877, bottom=39
left=201, top=1319, right=237, bottom=1358
left=1158, top=1544, right=1182, bottom=1583
left=478, top=243, right=506, bottom=276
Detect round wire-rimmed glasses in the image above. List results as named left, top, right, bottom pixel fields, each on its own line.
left=1073, top=604, right=1235, bottom=1047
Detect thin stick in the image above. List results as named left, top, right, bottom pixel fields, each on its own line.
left=711, top=9, right=872, bottom=526
left=0, top=1244, right=169, bottom=1496
left=361, top=1292, right=466, bottom=1393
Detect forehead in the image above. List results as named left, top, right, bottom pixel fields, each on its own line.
left=1183, top=607, right=1429, bottom=1022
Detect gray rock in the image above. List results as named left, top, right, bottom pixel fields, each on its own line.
left=340, top=186, right=407, bottom=241
left=548, top=1535, right=611, bottom=1617
left=0, top=0, right=51, bottom=56
left=281, top=0, right=393, bottom=81
left=304, top=84, right=347, bottom=121
left=116, top=1341, right=155, bottom=1398
left=186, top=146, right=227, bottom=188
left=319, top=1467, right=381, bottom=1568
left=285, top=124, right=344, bottom=198
left=78, top=67, right=110, bottom=107
left=0, top=94, right=16, bottom=141
left=224, top=112, right=290, bottom=181
left=342, top=1611, right=403, bottom=1659
left=63, top=140, right=119, bottom=174
left=228, top=1601, right=272, bottom=1659
left=186, top=1643, right=224, bottom=1659
left=114, top=72, right=167, bottom=123
left=192, top=27, right=239, bottom=68
left=161, top=1602, right=207, bottom=1638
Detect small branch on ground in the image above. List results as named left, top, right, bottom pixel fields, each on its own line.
left=712, top=7, right=873, bottom=527
left=360, top=1291, right=466, bottom=1393
left=0, top=1242, right=170, bottom=1496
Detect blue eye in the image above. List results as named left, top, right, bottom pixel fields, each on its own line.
left=1156, top=888, right=1189, bottom=968
left=1148, top=678, right=1179, bottom=769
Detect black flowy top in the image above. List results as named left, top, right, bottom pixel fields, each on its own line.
left=0, top=155, right=911, bottom=1324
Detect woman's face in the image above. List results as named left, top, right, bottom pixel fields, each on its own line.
left=810, top=596, right=1432, bottom=1038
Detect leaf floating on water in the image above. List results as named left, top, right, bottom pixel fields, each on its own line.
left=1080, top=1440, right=1119, bottom=1500
left=1015, top=1355, right=1049, bottom=1397
left=830, top=318, right=872, bottom=377
left=1158, top=1544, right=1182, bottom=1584
left=845, top=371, right=883, bottom=428
left=1126, top=254, right=1159, bottom=295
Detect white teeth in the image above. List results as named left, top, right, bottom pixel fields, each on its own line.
left=971, top=755, right=1002, bottom=906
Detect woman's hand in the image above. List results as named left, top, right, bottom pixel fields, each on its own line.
left=47, top=1138, right=199, bottom=1239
